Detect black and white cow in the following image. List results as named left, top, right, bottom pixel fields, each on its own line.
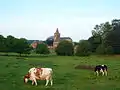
left=94, top=65, right=107, bottom=76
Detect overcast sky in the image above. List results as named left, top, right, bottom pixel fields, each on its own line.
left=0, top=0, right=120, bottom=42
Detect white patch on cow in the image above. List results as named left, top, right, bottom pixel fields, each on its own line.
left=100, top=69, right=104, bottom=76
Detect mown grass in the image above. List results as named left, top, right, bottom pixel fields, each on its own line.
left=0, top=55, right=120, bottom=90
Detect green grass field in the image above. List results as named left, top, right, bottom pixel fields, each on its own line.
left=0, top=55, right=120, bottom=90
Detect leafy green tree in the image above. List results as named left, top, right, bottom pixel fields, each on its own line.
left=92, top=22, right=112, bottom=39
left=104, top=19, right=120, bottom=54
left=0, top=35, right=6, bottom=52
left=75, top=40, right=91, bottom=56
left=88, top=35, right=102, bottom=52
left=5, top=35, right=17, bottom=53
left=55, top=40, right=74, bottom=56
left=96, top=44, right=114, bottom=55
left=105, top=46, right=114, bottom=55
left=96, top=44, right=106, bottom=54
left=14, top=38, right=31, bottom=56
left=36, top=43, right=50, bottom=54
left=90, top=21, right=113, bottom=53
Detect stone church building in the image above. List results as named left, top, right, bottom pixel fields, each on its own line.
left=47, top=28, right=72, bottom=49
left=31, top=28, right=72, bottom=49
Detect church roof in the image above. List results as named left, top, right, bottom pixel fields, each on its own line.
left=46, top=36, right=72, bottom=41
left=46, top=36, right=54, bottom=41
left=60, top=37, right=72, bottom=40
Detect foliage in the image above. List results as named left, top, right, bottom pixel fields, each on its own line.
left=75, top=40, right=91, bottom=56
left=105, top=46, right=114, bottom=55
left=55, top=40, right=74, bottom=56
left=0, top=35, right=6, bottom=52
left=92, top=22, right=112, bottom=39
left=96, top=44, right=114, bottom=55
left=13, top=38, right=31, bottom=56
left=0, top=35, right=31, bottom=56
left=88, top=35, right=102, bottom=52
left=104, top=19, right=120, bottom=54
left=36, top=43, right=50, bottom=54
left=90, top=19, right=120, bottom=54
left=96, top=44, right=106, bottom=54
left=5, top=35, right=16, bottom=52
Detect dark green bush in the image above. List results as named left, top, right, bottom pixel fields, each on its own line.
left=55, top=40, right=74, bottom=56
left=36, top=43, right=50, bottom=54
left=75, top=40, right=91, bottom=56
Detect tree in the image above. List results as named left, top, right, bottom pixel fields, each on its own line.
left=105, top=46, right=114, bottom=55
left=96, top=44, right=106, bottom=55
left=4, top=35, right=17, bottom=53
left=14, top=38, right=31, bottom=56
left=36, top=43, right=50, bottom=54
left=88, top=35, right=102, bottom=52
left=55, top=40, right=74, bottom=56
left=96, top=44, right=114, bottom=55
left=104, top=19, right=120, bottom=54
left=92, top=22, right=112, bottom=39
left=75, top=40, right=91, bottom=56
left=90, top=21, right=113, bottom=53
left=0, top=35, right=6, bottom=52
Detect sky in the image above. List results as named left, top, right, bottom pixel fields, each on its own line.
left=0, top=0, right=120, bottom=42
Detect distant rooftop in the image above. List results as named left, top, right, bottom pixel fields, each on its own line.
left=46, top=36, right=72, bottom=41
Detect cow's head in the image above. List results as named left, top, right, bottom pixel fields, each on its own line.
left=24, top=73, right=30, bottom=83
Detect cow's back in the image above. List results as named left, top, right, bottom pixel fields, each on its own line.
left=40, top=68, right=53, bottom=80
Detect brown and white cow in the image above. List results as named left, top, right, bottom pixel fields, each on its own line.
left=24, top=67, right=53, bottom=86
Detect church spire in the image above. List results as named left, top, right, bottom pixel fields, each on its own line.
left=56, top=28, right=59, bottom=33
left=53, top=28, right=60, bottom=49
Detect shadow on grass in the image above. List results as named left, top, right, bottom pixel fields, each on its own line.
left=75, top=65, right=94, bottom=71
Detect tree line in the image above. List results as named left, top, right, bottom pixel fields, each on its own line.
left=0, top=35, right=31, bottom=56
left=56, top=19, right=120, bottom=56
left=0, top=19, right=120, bottom=56
left=88, top=19, right=120, bottom=55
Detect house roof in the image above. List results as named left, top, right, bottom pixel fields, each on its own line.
left=60, top=37, right=72, bottom=40
left=46, top=36, right=72, bottom=41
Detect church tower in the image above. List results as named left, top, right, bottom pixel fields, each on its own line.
left=53, top=28, right=60, bottom=48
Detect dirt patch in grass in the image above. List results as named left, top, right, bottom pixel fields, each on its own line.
left=75, top=65, right=94, bottom=71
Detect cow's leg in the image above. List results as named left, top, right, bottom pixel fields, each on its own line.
left=50, top=77, right=53, bottom=86
left=104, top=70, right=107, bottom=76
left=45, top=79, right=49, bottom=86
left=96, top=71, right=99, bottom=76
left=100, top=69, right=104, bottom=76
left=33, top=78, right=37, bottom=86
left=50, top=79, right=53, bottom=86
left=102, top=72, right=104, bottom=76
left=32, top=80, right=34, bottom=85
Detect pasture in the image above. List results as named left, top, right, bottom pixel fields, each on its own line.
left=0, top=55, right=120, bottom=90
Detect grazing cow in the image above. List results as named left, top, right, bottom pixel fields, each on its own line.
left=94, top=65, right=107, bottom=76
left=24, top=67, right=53, bottom=86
